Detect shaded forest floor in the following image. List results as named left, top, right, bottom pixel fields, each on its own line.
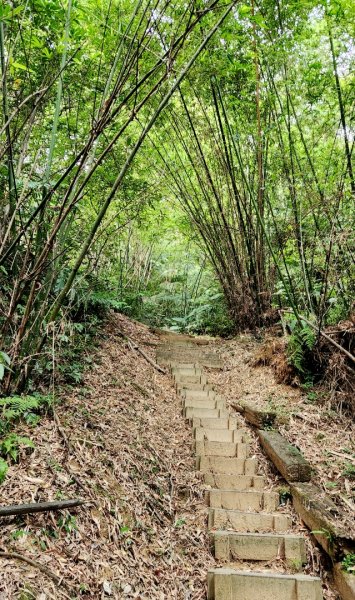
left=0, top=314, right=353, bottom=599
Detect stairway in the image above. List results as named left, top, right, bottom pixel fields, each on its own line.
left=157, top=336, right=324, bottom=600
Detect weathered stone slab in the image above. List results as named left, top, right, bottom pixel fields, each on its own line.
left=172, top=364, right=202, bottom=371
left=333, top=563, right=355, bottom=600
left=158, top=352, right=223, bottom=369
left=172, top=366, right=203, bottom=376
left=258, top=430, right=312, bottom=482
left=197, top=456, right=257, bottom=476
left=175, top=376, right=204, bottom=386
left=185, top=407, right=229, bottom=420
left=170, top=362, right=200, bottom=370
left=184, top=398, right=226, bottom=411
left=204, top=473, right=264, bottom=491
left=233, top=401, right=277, bottom=428
left=192, top=417, right=239, bottom=430
left=177, top=382, right=212, bottom=391
left=212, top=531, right=306, bottom=563
left=194, top=428, right=249, bottom=443
left=181, top=389, right=216, bottom=400
left=195, top=440, right=249, bottom=459
left=207, top=569, right=323, bottom=600
left=208, top=508, right=292, bottom=532
left=207, top=489, right=279, bottom=512
left=290, top=482, right=351, bottom=559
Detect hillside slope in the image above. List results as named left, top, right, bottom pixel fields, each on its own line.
left=0, top=314, right=353, bottom=599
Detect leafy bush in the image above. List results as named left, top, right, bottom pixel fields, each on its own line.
left=1, top=434, right=34, bottom=462
left=0, top=394, right=52, bottom=435
left=287, top=323, right=316, bottom=377
left=341, top=553, right=355, bottom=573
left=0, top=458, right=8, bottom=484
left=0, top=395, right=47, bottom=484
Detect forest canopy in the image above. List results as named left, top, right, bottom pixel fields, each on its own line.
left=0, top=0, right=354, bottom=394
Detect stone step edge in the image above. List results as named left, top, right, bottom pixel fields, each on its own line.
left=203, top=474, right=265, bottom=491
left=207, top=569, right=323, bottom=600
left=210, top=530, right=307, bottom=563
left=208, top=507, right=292, bottom=532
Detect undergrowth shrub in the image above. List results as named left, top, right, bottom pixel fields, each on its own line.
left=287, top=323, right=316, bottom=381
left=0, top=394, right=51, bottom=484
left=0, top=394, right=52, bottom=434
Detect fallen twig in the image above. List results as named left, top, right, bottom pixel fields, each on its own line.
left=53, top=409, right=72, bottom=452
left=326, top=449, right=355, bottom=464
left=340, top=494, right=355, bottom=512
left=116, top=326, right=166, bottom=373
left=128, top=340, right=166, bottom=374
left=0, top=498, right=87, bottom=518
left=0, top=551, right=73, bottom=594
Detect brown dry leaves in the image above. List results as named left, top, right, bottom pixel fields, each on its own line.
left=0, top=315, right=214, bottom=599
left=0, top=319, right=352, bottom=600
left=208, top=334, right=354, bottom=531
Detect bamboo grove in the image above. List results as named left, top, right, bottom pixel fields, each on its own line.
left=0, top=0, right=354, bottom=392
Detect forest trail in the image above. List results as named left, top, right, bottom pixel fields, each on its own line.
left=0, top=314, right=352, bottom=599
left=157, top=334, right=323, bottom=599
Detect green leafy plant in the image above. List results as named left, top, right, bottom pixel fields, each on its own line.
left=0, top=457, right=8, bottom=483
left=341, top=553, right=355, bottom=573
left=278, top=486, right=292, bottom=504
left=10, top=529, right=27, bottom=540
left=325, top=481, right=338, bottom=489
left=0, top=434, right=34, bottom=462
left=342, top=463, right=355, bottom=479
left=0, top=394, right=52, bottom=434
left=58, top=514, right=77, bottom=534
left=174, top=517, right=186, bottom=528
left=287, top=558, right=303, bottom=573
left=287, top=324, right=316, bottom=376
left=311, top=528, right=334, bottom=547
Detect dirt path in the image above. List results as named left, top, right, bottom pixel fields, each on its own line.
left=0, top=315, right=352, bottom=599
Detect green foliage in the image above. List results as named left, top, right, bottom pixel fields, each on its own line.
left=311, top=528, right=334, bottom=545
left=0, top=0, right=354, bottom=394
left=342, top=464, right=355, bottom=479
left=58, top=514, right=78, bottom=534
left=0, top=434, right=34, bottom=462
left=287, top=323, right=316, bottom=377
left=0, top=394, right=52, bottom=434
left=0, top=457, right=8, bottom=483
left=341, top=553, right=355, bottom=573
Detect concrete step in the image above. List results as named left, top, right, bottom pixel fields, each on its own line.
left=204, top=473, right=265, bottom=490
left=197, top=456, right=258, bottom=475
left=207, top=489, right=279, bottom=512
left=208, top=508, right=291, bottom=532
left=212, top=531, right=306, bottom=563
left=181, top=389, right=216, bottom=399
left=194, top=428, right=249, bottom=443
left=195, top=440, right=249, bottom=459
left=170, top=362, right=202, bottom=369
left=173, top=361, right=223, bottom=370
left=193, top=417, right=239, bottom=430
left=160, top=349, right=218, bottom=358
left=175, top=375, right=206, bottom=385
left=184, top=399, right=226, bottom=411
left=185, top=407, right=229, bottom=420
left=177, top=382, right=213, bottom=391
left=207, top=569, right=323, bottom=600
left=159, top=354, right=223, bottom=368
left=172, top=366, right=203, bottom=376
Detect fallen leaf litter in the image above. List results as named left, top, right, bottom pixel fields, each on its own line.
left=0, top=316, right=348, bottom=598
